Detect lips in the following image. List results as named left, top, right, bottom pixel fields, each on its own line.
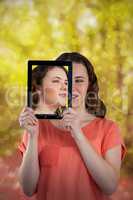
left=59, top=93, right=67, bottom=97
left=59, top=93, right=79, bottom=99
left=72, top=93, right=79, bottom=99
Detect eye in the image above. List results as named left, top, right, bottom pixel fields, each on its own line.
left=75, top=79, right=84, bottom=83
left=52, top=80, right=60, bottom=83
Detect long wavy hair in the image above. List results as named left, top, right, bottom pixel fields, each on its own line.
left=56, top=52, right=106, bottom=118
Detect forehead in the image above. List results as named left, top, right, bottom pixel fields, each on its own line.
left=46, top=67, right=67, bottom=78
left=72, top=62, right=88, bottom=77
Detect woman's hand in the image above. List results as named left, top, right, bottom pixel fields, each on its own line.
left=62, top=107, right=81, bottom=137
left=19, top=106, right=39, bottom=136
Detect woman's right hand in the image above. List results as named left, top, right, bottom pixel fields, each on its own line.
left=19, top=106, right=39, bottom=136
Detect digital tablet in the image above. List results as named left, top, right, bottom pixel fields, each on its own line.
left=27, top=60, right=72, bottom=119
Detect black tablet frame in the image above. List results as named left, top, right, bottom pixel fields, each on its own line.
left=27, top=60, right=72, bottom=119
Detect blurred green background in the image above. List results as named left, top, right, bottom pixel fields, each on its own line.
left=0, top=0, right=133, bottom=199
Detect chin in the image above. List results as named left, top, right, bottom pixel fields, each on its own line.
left=72, top=101, right=83, bottom=109
left=71, top=104, right=79, bottom=109
left=72, top=100, right=79, bottom=106
left=58, top=99, right=66, bottom=106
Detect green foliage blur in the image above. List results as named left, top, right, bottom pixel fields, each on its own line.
left=0, top=0, right=132, bottom=175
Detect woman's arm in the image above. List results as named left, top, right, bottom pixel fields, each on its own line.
left=73, top=129, right=121, bottom=195
left=18, top=107, right=40, bottom=197
left=18, top=133, right=40, bottom=197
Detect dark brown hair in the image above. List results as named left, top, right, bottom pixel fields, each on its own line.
left=56, top=52, right=106, bottom=118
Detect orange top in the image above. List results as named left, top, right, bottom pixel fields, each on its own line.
left=18, top=117, right=126, bottom=200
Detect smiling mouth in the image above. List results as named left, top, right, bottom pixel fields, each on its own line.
left=59, top=94, right=67, bottom=98
left=72, top=94, right=79, bottom=99
left=59, top=93, right=79, bottom=99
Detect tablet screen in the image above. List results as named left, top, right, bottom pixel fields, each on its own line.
left=27, top=60, right=72, bottom=119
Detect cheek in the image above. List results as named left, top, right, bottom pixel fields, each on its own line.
left=81, top=83, right=88, bottom=94
left=76, top=85, right=88, bottom=95
left=43, top=88, right=58, bottom=104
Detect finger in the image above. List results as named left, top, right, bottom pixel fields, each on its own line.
left=22, top=119, right=38, bottom=128
left=63, top=115, right=75, bottom=120
left=62, top=120, right=73, bottom=126
left=20, top=108, right=33, bottom=118
left=63, top=111, right=75, bottom=117
left=65, top=122, right=71, bottom=127
left=20, top=112, right=37, bottom=121
left=63, top=120, right=72, bottom=126
left=20, top=115, right=37, bottom=124
left=25, top=106, right=33, bottom=111
left=63, top=108, right=75, bottom=115
left=63, top=111, right=69, bottom=115
left=19, top=116, right=37, bottom=127
left=20, top=107, right=36, bottom=116
left=65, top=124, right=71, bottom=131
left=63, top=118, right=73, bottom=123
left=27, top=118, right=38, bottom=125
left=63, top=113, right=74, bottom=117
left=63, top=108, right=71, bottom=114
left=22, top=106, right=34, bottom=113
left=24, top=119, right=37, bottom=127
left=68, top=107, right=75, bottom=113
left=20, top=116, right=38, bottom=126
left=65, top=127, right=71, bottom=131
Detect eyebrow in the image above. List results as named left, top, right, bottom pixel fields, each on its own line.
left=53, top=76, right=68, bottom=81
left=74, top=76, right=85, bottom=79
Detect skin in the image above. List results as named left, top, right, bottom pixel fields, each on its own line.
left=18, top=62, right=122, bottom=196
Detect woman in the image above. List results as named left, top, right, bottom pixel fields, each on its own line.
left=32, top=65, right=68, bottom=115
left=18, top=52, right=126, bottom=200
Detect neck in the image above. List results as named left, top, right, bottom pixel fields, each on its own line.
left=72, top=105, right=86, bottom=114
left=73, top=106, right=96, bottom=120
left=35, top=102, right=59, bottom=114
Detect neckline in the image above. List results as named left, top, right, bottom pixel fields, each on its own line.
left=48, top=117, right=100, bottom=133
left=81, top=117, right=100, bottom=130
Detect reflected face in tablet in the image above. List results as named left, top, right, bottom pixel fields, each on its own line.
left=41, top=67, right=68, bottom=107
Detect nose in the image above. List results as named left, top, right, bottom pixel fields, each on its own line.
left=72, top=81, right=77, bottom=91
left=60, top=82, right=67, bottom=91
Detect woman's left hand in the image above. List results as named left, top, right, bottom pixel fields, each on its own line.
left=62, top=107, right=81, bottom=137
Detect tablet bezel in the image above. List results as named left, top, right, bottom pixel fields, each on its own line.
left=27, top=60, right=72, bottom=119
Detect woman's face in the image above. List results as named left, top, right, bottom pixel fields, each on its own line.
left=72, top=62, right=89, bottom=110
left=40, top=67, right=68, bottom=107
